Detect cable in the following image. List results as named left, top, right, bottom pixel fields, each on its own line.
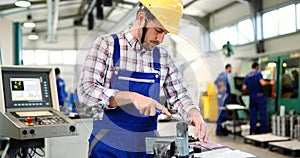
left=31, top=147, right=45, bottom=157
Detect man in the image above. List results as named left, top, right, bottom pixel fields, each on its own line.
left=214, top=64, right=231, bottom=136
left=242, top=62, right=274, bottom=134
left=77, top=0, right=208, bottom=157
left=55, top=68, right=68, bottom=107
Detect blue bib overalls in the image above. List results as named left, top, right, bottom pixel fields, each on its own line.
left=244, top=71, right=267, bottom=133
left=88, top=34, right=161, bottom=158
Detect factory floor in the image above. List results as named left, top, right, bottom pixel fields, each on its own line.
left=204, top=123, right=291, bottom=158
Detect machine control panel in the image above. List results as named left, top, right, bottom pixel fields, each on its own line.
left=0, top=66, right=78, bottom=140
left=14, top=111, right=68, bottom=126
left=3, top=110, right=78, bottom=140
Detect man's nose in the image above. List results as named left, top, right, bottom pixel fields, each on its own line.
left=156, top=33, right=165, bottom=43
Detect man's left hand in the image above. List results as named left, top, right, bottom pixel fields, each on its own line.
left=187, top=108, right=209, bottom=143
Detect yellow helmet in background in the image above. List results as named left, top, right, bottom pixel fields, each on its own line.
left=139, top=0, right=183, bottom=35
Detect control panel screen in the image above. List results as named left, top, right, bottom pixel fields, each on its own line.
left=11, top=78, right=43, bottom=101
left=2, top=70, right=53, bottom=109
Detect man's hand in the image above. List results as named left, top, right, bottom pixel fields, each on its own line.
left=269, top=80, right=275, bottom=85
left=130, top=92, right=171, bottom=116
left=110, top=91, right=171, bottom=116
left=188, top=108, right=209, bottom=143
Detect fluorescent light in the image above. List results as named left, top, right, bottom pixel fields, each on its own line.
left=267, top=62, right=277, bottom=67
left=15, top=0, right=31, bottom=8
left=23, top=22, right=36, bottom=28
left=28, top=34, right=39, bottom=40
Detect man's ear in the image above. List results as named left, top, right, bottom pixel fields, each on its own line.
left=137, top=11, right=146, bottom=24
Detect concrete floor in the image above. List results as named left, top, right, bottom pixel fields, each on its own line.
left=158, top=121, right=293, bottom=158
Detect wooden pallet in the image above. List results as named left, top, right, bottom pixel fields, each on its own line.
left=244, top=133, right=290, bottom=148
left=269, top=140, right=300, bottom=157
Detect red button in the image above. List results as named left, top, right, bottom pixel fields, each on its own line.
left=27, top=117, right=33, bottom=124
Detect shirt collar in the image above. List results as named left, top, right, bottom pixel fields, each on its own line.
left=123, top=30, right=145, bottom=53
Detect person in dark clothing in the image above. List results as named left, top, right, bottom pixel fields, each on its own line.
left=55, top=68, right=68, bottom=107
left=242, top=62, right=274, bottom=134
left=214, top=64, right=231, bottom=136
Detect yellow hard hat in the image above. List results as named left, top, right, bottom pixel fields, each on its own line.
left=139, top=0, right=183, bottom=35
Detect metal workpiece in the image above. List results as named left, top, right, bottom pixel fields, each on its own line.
left=146, top=121, right=192, bottom=157
left=175, top=122, right=189, bottom=157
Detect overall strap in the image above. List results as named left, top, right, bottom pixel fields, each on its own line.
left=112, top=33, right=160, bottom=71
left=153, top=47, right=160, bottom=71
left=111, top=34, right=120, bottom=67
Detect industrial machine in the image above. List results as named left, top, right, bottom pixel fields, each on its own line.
left=0, top=66, right=78, bottom=157
left=145, top=121, right=193, bottom=158
left=260, top=51, right=300, bottom=114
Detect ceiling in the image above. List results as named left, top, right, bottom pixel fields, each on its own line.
left=0, top=0, right=239, bottom=41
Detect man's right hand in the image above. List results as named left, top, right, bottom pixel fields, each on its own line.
left=130, top=92, right=171, bottom=116
left=110, top=91, right=171, bottom=116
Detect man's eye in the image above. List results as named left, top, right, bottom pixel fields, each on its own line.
left=155, top=29, right=163, bottom=33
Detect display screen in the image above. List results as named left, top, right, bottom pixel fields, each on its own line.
left=2, top=70, right=53, bottom=109
left=10, top=78, right=43, bottom=101
left=234, top=77, right=245, bottom=91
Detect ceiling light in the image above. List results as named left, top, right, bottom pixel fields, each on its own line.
left=15, top=0, right=31, bottom=8
left=28, top=34, right=39, bottom=40
left=28, top=29, right=39, bottom=40
left=23, top=15, right=36, bottom=28
left=23, top=22, right=36, bottom=28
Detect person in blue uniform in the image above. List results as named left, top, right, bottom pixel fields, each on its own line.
left=55, top=68, right=68, bottom=107
left=242, top=62, right=274, bottom=134
left=77, top=0, right=209, bottom=157
left=214, top=64, right=231, bottom=136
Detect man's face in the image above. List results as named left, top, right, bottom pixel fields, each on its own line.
left=226, top=66, right=231, bottom=73
left=142, top=19, right=168, bottom=51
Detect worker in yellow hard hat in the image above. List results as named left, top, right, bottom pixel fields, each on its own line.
left=78, top=0, right=208, bottom=157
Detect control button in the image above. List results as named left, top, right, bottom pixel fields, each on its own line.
left=26, top=117, right=33, bottom=126
left=69, top=126, right=76, bottom=132
left=22, top=130, right=27, bottom=135
left=29, top=129, right=35, bottom=135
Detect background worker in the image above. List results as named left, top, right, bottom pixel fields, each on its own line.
left=77, top=0, right=208, bottom=157
left=242, top=62, right=274, bottom=134
left=55, top=68, right=68, bottom=107
left=214, top=64, right=232, bottom=136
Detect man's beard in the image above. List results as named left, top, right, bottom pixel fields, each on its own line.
left=142, top=41, right=159, bottom=51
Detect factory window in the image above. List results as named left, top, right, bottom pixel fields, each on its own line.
left=227, top=25, right=238, bottom=45
left=278, top=4, right=296, bottom=35
left=297, top=3, right=300, bottom=30
left=262, top=10, right=278, bottom=38
left=263, top=4, right=297, bottom=38
left=34, top=50, right=49, bottom=65
left=237, top=19, right=254, bottom=45
left=210, top=29, right=224, bottom=50
left=62, top=50, right=77, bottom=65
left=210, top=26, right=237, bottom=50
left=49, top=51, right=63, bottom=64
left=22, top=50, right=35, bottom=65
left=22, top=50, right=78, bottom=65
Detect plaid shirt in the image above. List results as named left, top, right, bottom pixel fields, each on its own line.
left=77, top=30, right=199, bottom=119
